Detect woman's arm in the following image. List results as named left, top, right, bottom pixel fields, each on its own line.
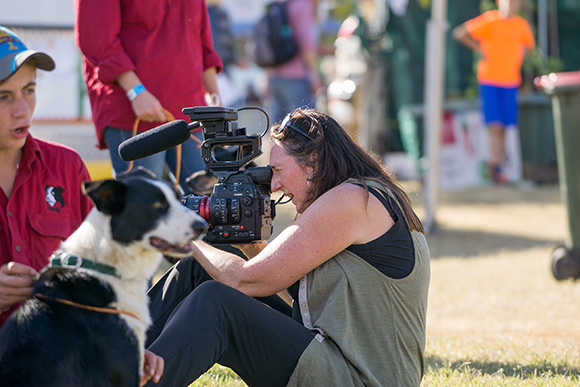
left=191, top=183, right=394, bottom=297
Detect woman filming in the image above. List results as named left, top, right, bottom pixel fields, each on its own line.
left=144, top=108, right=430, bottom=387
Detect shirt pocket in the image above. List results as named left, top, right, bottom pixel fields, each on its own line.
left=27, top=213, right=79, bottom=269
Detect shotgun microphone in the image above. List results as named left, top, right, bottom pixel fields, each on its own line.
left=118, top=120, right=201, bottom=161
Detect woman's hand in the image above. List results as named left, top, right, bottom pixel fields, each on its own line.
left=0, top=262, right=38, bottom=312
left=140, top=350, right=164, bottom=386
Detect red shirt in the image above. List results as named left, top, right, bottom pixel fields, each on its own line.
left=0, top=136, right=93, bottom=325
left=74, top=0, right=223, bottom=149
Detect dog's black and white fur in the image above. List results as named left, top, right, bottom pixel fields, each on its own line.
left=0, top=172, right=207, bottom=386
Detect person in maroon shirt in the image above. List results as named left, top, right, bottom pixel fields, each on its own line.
left=0, top=29, right=167, bottom=383
left=74, top=0, right=223, bottom=193
left=0, top=26, right=93, bottom=326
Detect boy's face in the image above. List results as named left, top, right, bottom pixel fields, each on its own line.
left=0, top=63, right=36, bottom=153
left=497, top=0, right=523, bottom=16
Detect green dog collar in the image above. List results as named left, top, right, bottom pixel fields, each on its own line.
left=49, top=252, right=118, bottom=278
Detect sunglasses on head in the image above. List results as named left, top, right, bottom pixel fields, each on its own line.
left=275, top=108, right=314, bottom=141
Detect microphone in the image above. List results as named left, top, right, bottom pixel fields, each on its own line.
left=118, top=120, right=201, bottom=161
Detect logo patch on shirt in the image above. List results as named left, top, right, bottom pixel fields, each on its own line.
left=45, top=185, right=65, bottom=212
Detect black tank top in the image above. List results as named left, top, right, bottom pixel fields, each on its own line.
left=345, top=185, right=415, bottom=279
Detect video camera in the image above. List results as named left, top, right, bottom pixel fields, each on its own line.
left=181, top=106, right=275, bottom=244
left=119, top=105, right=275, bottom=244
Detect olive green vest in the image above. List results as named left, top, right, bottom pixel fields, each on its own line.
left=287, top=180, right=430, bottom=386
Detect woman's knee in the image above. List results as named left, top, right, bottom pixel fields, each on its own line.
left=195, top=281, right=239, bottom=302
left=190, top=281, right=250, bottom=318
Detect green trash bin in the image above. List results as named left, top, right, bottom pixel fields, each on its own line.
left=535, top=71, right=580, bottom=280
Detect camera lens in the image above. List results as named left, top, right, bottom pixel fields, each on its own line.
left=199, top=196, right=210, bottom=221
left=182, top=194, right=210, bottom=222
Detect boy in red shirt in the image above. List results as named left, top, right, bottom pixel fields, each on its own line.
left=0, top=26, right=93, bottom=325
left=453, top=0, right=535, bottom=184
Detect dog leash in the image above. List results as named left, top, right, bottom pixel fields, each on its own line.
left=124, top=108, right=203, bottom=190
left=41, top=253, right=140, bottom=321
left=33, top=293, right=141, bottom=322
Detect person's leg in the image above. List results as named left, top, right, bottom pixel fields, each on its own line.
left=490, top=86, right=519, bottom=183
left=103, top=126, right=166, bottom=179
left=498, top=87, right=521, bottom=182
left=489, top=124, right=506, bottom=164
left=281, top=78, right=314, bottom=113
left=267, top=77, right=285, bottom=124
left=146, top=256, right=213, bottom=344
left=146, top=281, right=315, bottom=387
left=146, top=256, right=292, bottom=345
left=268, top=77, right=313, bottom=123
left=480, top=85, right=507, bottom=183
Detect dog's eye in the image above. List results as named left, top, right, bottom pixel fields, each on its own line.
left=152, top=201, right=167, bottom=210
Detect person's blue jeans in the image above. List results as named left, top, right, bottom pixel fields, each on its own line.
left=267, top=77, right=314, bottom=124
left=104, top=126, right=206, bottom=194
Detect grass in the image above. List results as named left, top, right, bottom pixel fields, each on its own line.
left=421, top=247, right=580, bottom=386
left=188, top=184, right=580, bottom=386
left=190, top=365, right=246, bottom=386
left=418, top=184, right=580, bottom=386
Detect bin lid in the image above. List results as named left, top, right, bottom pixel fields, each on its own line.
left=534, top=71, right=580, bottom=94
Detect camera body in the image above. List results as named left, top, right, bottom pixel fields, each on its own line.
left=181, top=106, right=275, bottom=244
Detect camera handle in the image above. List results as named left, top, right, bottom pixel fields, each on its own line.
left=200, top=135, right=263, bottom=175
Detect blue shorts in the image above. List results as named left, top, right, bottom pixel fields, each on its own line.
left=480, top=84, right=519, bottom=127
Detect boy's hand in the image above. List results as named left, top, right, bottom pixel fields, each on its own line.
left=0, top=262, right=38, bottom=312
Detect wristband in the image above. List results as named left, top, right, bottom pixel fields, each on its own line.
left=126, top=83, right=146, bottom=102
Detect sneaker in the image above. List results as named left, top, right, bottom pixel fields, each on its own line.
left=490, top=164, right=509, bottom=185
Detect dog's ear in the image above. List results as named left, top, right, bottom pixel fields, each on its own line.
left=82, top=180, right=127, bottom=216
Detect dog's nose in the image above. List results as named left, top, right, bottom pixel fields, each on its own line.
left=194, top=219, right=209, bottom=236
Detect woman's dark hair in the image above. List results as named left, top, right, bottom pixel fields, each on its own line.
left=270, top=108, right=424, bottom=233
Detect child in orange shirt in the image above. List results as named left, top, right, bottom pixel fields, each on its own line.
left=453, top=0, right=535, bottom=184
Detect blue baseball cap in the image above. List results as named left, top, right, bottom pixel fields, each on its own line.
left=0, top=26, right=55, bottom=82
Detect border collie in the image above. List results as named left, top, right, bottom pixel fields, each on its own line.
left=0, top=173, right=207, bottom=386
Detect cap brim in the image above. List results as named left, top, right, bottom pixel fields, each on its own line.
left=0, top=50, right=55, bottom=82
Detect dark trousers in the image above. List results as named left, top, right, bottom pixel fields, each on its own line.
left=145, top=257, right=315, bottom=387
